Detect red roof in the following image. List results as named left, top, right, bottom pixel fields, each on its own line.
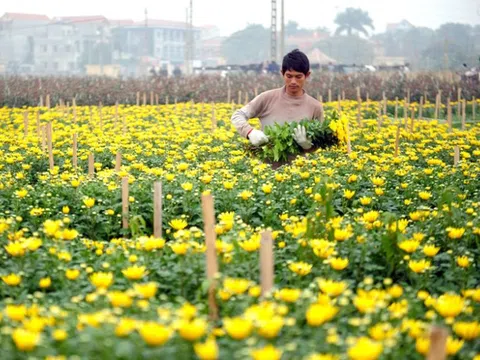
left=58, top=15, right=107, bottom=24
left=1, top=12, right=50, bottom=21
left=108, top=19, right=135, bottom=26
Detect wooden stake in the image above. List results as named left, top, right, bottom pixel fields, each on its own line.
left=394, top=97, right=398, bottom=121
left=143, top=92, right=147, bottom=106
left=153, top=182, right=163, bottom=239
left=46, top=94, right=51, bottom=109
left=394, top=125, right=400, bottom=157
left=328, top=89, right=332, bottom=102
left=227, top=86, right=231, bottom=103
left=454, top=146, right=460, bottom=166
left=150, top=91, right=154, bottom=105
left=473, top=97, right=476, bottom=121
left=404, top=98, right=408, bottom=130
left=23, top=111, right=28, bottom=137
left=201, top=193, right=219, bottom=320
left=434, top=93, right=439, bottom=120
left=36, top=111, right=40, bottom=137
left=39, top=95, right=44, bottom=107
left=461, top=99, right=466, bottom=131
left=419, top=96, right=423, bottom=119
left=457, top=87, right=462, bottom=116
left=447, top=97, right=452, bottom=132
left=122, top=177, right=129, bottom=229
left=342, top=90, right=345, bottom=101
left=356, top=86, right=361, bottom=100
left=260, top=230, right=274, bottom=296
left=238, top=90, right=242, bottom=105
left=73, top=134, right=78, bottom=170
left=115, top=152, right=122, bottom=172
left=46, top=122, right=54, bottom=170
left=88, top=153, right=94, bottom=177
left=254, top=87, right=258, bottom=97
left=136, top=92, right=140, bottom=106
left=426, top=326, right=448, bottom=360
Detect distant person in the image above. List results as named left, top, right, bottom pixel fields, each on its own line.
left=231, top=49, right=323, bottom=149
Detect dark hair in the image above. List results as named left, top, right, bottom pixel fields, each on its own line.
left=281, top=49, right=310, bottom=75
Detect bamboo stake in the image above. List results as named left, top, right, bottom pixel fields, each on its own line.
left=122, top=177, right=129, bottom=229
left=426, top=326, right=448, bottom=360
left=23, top=111, right=28, bottom=137
left=46, top=122, right=54, bottom=170
left=72, top=134, right=78, bottom=170
left=394, top=97, right=398, bottom=121
left=447, top=97, right=452, bottom=132
left=88, top=153, right=94, bottom=177
left=461, top=99, right=466, bottom=130
left=260, top=230, right=274, bottom=296
left=153, top=182, right=163, bottom=239
left=454, top=146, right=460, bottom=166
left=201, top=193, right=219, bottom=320
left=115, top=152, right=122, bottom=172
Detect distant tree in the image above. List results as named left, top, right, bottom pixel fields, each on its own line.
left=285, top=21, right=300, bottom=36
left=221, top=24, right=269, bottom=64
left=315, top=35, right=374, bottom=65
left=334, top=8, right=374, bottom=37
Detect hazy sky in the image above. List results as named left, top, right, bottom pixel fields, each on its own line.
left=1, top=0, right=479, bottom=36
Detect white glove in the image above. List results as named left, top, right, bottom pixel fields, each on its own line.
left=248, top=129, right=269, bottom=146
left=293, top=125, right=313, bottom=150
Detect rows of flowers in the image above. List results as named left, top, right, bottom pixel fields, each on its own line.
left=1, top=72, right=479, bottom=107
left=0, top=100, right=479, bottom=359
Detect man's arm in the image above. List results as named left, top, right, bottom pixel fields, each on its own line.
left=231, top=94, right=266, bottom=138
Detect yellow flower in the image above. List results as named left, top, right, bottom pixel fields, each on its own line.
left=62, top=206, right=70, bottom=214
left=415, top=337, right=429, bottom=355
left=83, top=198, right=95, bottom=208
left=343, top=189, right=355, bottom=199
left=133, top=282, right=158, bottom=299
left=169, top=218, right=188, bottom=230
left=453, top=321, right=480, bottom=340
left=30, top=207, right=44, bottom=216
left=276, top=288, right=301, bottom=303
left=122, top=265, right=147, bottom=280
left=5, top=242, right=26, bottom=257
left=5, top=304, right=27, bottom=321
left=371, top=177, right=385, bottom=187
left=62, top=228, right=78, bottom=240
left=108, top=291, right=133, bottom=308
left=181, top=182, right=193, bottom=191
left=194, top=338, right=218, bottom=360
left=251, top=344, right=282, bottom=360
left=52, top=329, right=68, bottom=341
left=434, top=293, right=464, bottom=318
left=65, top=269, right=80, bottom=280
left=257, top=316, right=284, bottom=338
left=15, top=189, right=28, bottom=198
left=89, top=272, right=113, bottom=289
left=39, top=277, right=51, bottom=289
left=288, top=261, right=312, bottom=276
left=170, top=242, right=189, bottom=255
left=224, top=317, right=253, bottom=340
left=239, top=190, right=253, bottom=200
left=348, top=337, right=383, bottom=360
left=447, top=227, right=465, bottom=239
left=318, top=279, right=347, bottom=297
left=362, top=210, right=378, bottom=222
left=330, top=257, right=349, bottom=271
left=398, top=239, right=420, bottom=253
left=348, top=174, right=358, bottom=183
left=2, top=273, right=22, bottom=286
left=178, top=318, right=207, bottom=341
left=418, top=191, right=432, bottom=200
left=139, top=322, right=172, bottom=346
left=334, top=228, right=353, bottom=241
left=115, top=318, right=137, bottom=337
left=12, top=328, right=40, bottom=352
left=423, top=244, right=440, bottom=257
left=408, top=259, right=431, bottom=273
left=223, top=278, right=250, bottom=295
left=223, top=181, right=235, bottom=190
left=306, top=303, right=339, bottom=326
left=446, top=336, right=464, bottom=355
left=456, top=256, right=470, bottom=268
left=262, top=183, right=272, bottom=194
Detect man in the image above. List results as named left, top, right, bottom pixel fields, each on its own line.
left=231, top=49, right=323, bottom=150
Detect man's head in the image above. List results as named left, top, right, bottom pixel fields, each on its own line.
left=281, top=49, right=311, bottom=96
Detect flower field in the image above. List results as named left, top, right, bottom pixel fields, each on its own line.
left=0, top=99, right=479, bottom=359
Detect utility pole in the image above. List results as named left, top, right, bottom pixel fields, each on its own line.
left=183, top=0, right=194, bottom=75
left=271, top=0, right=277, bottom=62
left=280, top=0, right=284, bottom=59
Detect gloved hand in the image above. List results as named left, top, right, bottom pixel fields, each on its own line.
left=248, top=129, right=269, bottom=146
left=293, top=125, right=313, bottom=150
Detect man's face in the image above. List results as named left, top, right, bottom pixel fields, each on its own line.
left=282, top=69, right=310, bottom=96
